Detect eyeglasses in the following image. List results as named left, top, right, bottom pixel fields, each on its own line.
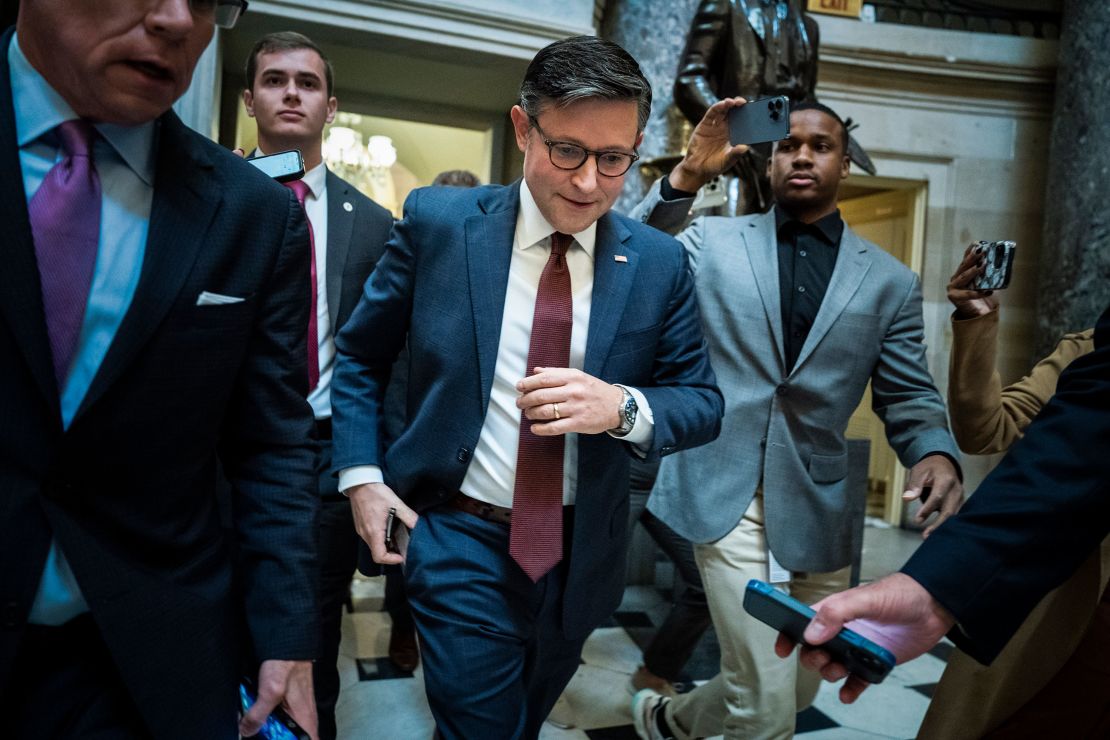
left=530, top=117, right=639, bottom=178
left=187, top=0, right=249, bottom=29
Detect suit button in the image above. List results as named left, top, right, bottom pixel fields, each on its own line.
left=1, top=601, right=20, bottom=629
left=456, top=447, right=471, bottom=463
left=776, top=384, right=788, bottom=396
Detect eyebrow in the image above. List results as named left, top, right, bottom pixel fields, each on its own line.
left=260, top=68, right=323, bottom=83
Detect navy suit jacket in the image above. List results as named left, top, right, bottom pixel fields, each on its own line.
left=903, top=303, right=1110, bottom=665
left=332, top=181, right=723, bottom=637
left=322, top=169, right=393, bottom=337
left=0, top=28, right=319, bottom=739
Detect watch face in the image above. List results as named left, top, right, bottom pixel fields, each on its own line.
left=622, top=392, right=638, bottom=429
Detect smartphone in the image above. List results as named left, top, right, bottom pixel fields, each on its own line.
left=238, top=678, right=311, bottom=740
left=971, top=240, right=1016, bottom=291
left=728, top=96, right=791, bottom=146
left=743, top=579, right=896, bottom=684
left=247, top=149, right=305, bottom=183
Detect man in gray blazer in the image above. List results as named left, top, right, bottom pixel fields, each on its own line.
left=630, top=99, right=963, bottom=739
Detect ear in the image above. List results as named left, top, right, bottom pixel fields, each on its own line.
left=839, top=154, right=851, bottom=180
left=242, top=89, right=255, bottom=118
left=766, top=148, right=774, bottom=177
left=326, top=96, right=338, bottom=125
left=510, top=105, right=531, bottom=153
left=634, top=131, right=644, bottom=150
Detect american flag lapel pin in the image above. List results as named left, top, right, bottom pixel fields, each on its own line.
left=614, top=255, right=628, bottom=263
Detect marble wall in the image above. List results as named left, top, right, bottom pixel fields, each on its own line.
left=601, top=0, right=701, bottom=214
left=1036, top=0, right=1110, bottom=354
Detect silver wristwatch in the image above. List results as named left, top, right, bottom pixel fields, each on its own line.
left=612, top=384, right=638, bottom=437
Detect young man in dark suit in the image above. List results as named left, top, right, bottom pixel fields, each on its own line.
left=242, top=30, right=394, bottom=740
left=0, top=2, right=321, bottom=738
left=331, top=35, right=724, bottom=739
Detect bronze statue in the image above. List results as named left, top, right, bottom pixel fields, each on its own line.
left=675, top=0, right=874, bottom=213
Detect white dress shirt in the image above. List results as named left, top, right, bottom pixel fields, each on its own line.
left=255, top=151, right=333, bottom=420
left=339, top=180, right=653, bottom=506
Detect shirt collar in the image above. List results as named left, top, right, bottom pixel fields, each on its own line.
left=10, top=34, right=158, bottom=187
left=774, top=204, right=845, bottom=247
left=516, top=179, right=596, bottom=259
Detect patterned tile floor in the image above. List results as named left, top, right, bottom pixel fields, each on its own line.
left=335, top=526, right=947, bottom=739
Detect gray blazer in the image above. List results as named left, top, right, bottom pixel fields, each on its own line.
left=630, top=179, right=958, bottom=572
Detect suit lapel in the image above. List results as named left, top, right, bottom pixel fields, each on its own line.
left=465, top=184, right=518, bottom=411
left=324, top=169, right=353, bottom=329
left=741, top=211, right=786, bottom=369
left=0, top=30, right=59, bottom=414
left=584, top=214, right=635, bottom=377
left=791, top=226, right=872, bottom=374
left=76, top=114, right=220, bottom=418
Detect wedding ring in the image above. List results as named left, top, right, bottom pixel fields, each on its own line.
left=552, top=402, right=560, bottom=420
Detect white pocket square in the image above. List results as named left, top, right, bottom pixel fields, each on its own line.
left=196, top=291, right=246, bottom=306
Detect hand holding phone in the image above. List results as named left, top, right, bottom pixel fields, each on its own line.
left=239, top=678, right=311, bottom=740
left=728, top=96, right=791, bottom=146
left=744, top=579, right=895, bottom=684
left=247, top=149, right=305, bottom=183
left=970, top=240, right=1016, bottom=291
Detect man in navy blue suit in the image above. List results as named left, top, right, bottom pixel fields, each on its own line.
left=332, top=35, right=724, bottom=739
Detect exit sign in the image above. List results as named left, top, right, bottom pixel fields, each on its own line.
left=808, top=0, right=863, bottom=17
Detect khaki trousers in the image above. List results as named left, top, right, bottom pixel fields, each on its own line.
left=666, top=493, right=851, bottom=740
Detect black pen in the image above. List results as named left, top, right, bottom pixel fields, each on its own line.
left=384, top=507, right=397, bottom=551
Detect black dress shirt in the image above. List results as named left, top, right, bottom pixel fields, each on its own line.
left=775, top=206, right=844, bottom=372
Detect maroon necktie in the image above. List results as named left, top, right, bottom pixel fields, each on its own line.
left=283, top=179, right=320, bottom=391
left=29, top=120, right=101, bottom=390
left=510, top=232, right=573, bottom=581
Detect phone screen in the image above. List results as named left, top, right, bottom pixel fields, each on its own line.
left=247, top=150, right=305, bottom=183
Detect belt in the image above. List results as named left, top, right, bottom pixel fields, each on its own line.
left=315, top=416, right=332, bottom=441
left=447, top=492, right=512, bottom=526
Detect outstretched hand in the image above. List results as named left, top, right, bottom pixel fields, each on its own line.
left=774, top=573, right=955, bottom=703
left=668, top=97, right=749, bottom=193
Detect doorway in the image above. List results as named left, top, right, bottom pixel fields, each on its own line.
left=839, top=175, right=928, bottom=526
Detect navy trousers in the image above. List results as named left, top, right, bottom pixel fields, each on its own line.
left=404, top=505, right=585, bottom=739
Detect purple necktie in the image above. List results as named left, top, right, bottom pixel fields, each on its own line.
left=29, top=120, right=101, bottom=390
left=510, top=232, right=573, bottom=582
left=283, top=179, right=320, bottom=391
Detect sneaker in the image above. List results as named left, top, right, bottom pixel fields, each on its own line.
left=631, top=688, right=677, bottom=740
left=628, top=665, right=677, bottom=697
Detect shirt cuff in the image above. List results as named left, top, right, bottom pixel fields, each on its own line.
left=608, top=385, right=654, bottom=452
left=338, top=465, right=384, bottom=495
left=660, top=176, right=697, bottom=201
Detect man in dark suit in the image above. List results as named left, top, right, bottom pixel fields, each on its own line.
left=331, top=35, right=724, bottom=739
left=242, top=31, right=393, bottom=740
left=783, top=301, right=1110, bottom=704
left=0, top=3, right=320, bottom=738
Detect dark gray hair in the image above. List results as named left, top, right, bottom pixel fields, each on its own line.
left=519, top=36, right=652, bottom=133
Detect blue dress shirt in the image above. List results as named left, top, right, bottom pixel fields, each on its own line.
left=10, top=35, right=157, bottom=625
